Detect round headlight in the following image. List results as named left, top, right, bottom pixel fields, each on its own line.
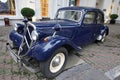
left=31, top=30, right=38, bottom=40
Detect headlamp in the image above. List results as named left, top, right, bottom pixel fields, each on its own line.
left=31, top=30, right=38, bottom=40
left=14, top=24, right=18, bottom=31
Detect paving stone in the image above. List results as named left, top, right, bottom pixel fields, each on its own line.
left=105, top=65, right=120, bottom=80
left=65, top=53, right=85, bottom=69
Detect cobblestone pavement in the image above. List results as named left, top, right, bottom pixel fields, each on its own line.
left=0, top=24, right=120, bottom=80
left=0, top=27, right=41, bottom=80
left=80, top=24, right=120, bottom=72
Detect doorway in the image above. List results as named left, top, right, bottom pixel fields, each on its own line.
left=96, top=0, right=104, bottom=9
left=69, top=0, right=80, bottom=6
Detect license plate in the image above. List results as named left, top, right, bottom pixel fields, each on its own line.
left=9, top=52, right=18, bottom=62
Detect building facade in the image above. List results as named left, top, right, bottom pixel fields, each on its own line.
left=0, top=0, right=120, bottom=26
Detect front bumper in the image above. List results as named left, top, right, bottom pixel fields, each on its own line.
left=6, top=43, right=20, bottom=63
left=6, top=43, right=40, bottom=73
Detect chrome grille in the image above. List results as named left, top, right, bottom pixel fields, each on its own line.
left=18, top=22, right=36, bottom=57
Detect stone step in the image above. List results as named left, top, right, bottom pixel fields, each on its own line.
left=56, top=63, right=109, bottom=80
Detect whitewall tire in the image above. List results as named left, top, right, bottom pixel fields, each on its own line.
left=40, top=47, right=68, bottom=78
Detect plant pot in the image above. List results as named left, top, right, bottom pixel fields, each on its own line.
left=28, top=18, right=32, bottom=21
left=110, top=20, right=115, bottom=24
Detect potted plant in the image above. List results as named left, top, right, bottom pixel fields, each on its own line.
left=110, top=14, right=118, bottom=24
left=21, top=7, right=35, bottom=21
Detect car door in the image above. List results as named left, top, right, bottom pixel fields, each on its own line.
left=73, top=11, right=97, bottom=46
left=94, top=11, right=104, bottom=38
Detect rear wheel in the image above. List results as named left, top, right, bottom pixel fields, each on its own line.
left=40, top=47, right=68, bottom=78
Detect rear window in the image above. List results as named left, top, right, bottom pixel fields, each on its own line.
left=83, top=12, right=96, bottom=24
left=97, top=13, right=104, bottom=24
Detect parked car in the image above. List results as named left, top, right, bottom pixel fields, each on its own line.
left=7, top=7, right=109, bottom=78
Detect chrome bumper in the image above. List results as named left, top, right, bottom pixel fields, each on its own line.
left=6, top=43, right=40, bottom=73
left=6, top=43, right=21, bottom=63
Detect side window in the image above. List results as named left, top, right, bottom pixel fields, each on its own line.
left=97, top=13, right=104, bottom=24
left=83, top=12, right=96, bottom=24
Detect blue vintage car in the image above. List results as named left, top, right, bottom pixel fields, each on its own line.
left=7, top=7, right=109, bottom=78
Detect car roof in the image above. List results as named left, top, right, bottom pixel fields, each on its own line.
left=58, top=6, right=102, bottom=12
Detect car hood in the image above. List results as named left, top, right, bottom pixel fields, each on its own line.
left=32, top=19, right=78, bottom=28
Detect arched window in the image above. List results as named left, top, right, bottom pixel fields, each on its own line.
left=0, top=0, right=16, bottom=15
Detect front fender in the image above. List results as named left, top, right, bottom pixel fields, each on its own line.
left=30, top=36, right=81, bottom=61
left=9, top=30, right=22, bottom=47
left=100, top=25, right=109, bottom=35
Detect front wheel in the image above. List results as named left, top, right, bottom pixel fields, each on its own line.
left=41, top=47, right=68, bottom=78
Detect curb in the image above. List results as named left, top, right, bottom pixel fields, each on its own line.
left=56, top=63, right=109, bottom=80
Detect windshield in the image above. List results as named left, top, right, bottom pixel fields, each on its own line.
left=55, top=10, right=82, bottom=22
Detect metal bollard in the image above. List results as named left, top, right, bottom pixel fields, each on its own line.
left=4, top=18, right=10, bottom=26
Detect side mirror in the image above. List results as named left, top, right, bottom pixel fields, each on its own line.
left=52, top=24, right=61, bottom=37
left=52, top=24, right=61, bottom=31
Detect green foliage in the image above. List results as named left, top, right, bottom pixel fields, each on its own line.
left=21, top=7, right=35, bottom=18
left=110, top=14, right=118, bottom=20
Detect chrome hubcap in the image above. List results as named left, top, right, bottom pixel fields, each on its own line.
left=52, top=56, right=61, bottom=67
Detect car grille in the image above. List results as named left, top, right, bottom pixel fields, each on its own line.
left=18, top=22, right=35, bottom=57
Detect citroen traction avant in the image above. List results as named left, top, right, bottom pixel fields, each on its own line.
left=7, top=7, right=109, bottom=78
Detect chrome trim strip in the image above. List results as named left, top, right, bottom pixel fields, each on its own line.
left=19, top=46, right=23, bottom=50
left=27, top=22, right=36, bottom=30
left=18, top=46, right=23, bottom=55
left=18, top=36, right=25, bottom=55
left=27, top=27, right=32, bottom=40
left=6, top=43, right=20, bottom=61
left=24, top=36, right=30, bottom=48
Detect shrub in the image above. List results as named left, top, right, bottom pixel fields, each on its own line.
left=21, top=7, right=35, bottom=18
left=109, top=14, right=118, bottom=24
left=110, top=14, right=118, bottom=20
